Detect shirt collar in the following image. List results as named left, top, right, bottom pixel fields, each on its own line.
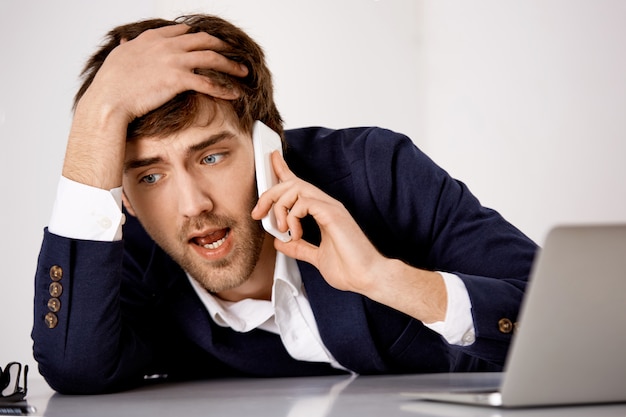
left=273, top=252, right=302, bottom=297
left=186, top=252, right=302, bottom=331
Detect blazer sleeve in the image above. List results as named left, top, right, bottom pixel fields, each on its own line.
left=31, top=224, right=182, bottom=394
left=346, top=128, right=538, bottom=366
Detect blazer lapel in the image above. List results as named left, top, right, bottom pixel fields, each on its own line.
left=297, top=260, right=388, bottom=373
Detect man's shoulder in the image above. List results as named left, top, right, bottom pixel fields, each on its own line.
left=284, top=126, right=411, bottom=151
left=283, top=126, right=415, bottom=183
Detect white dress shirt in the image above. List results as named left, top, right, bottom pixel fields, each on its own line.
left=188, top=252, right=347, bottom=370
left=48, top=176, right=476, bottom=370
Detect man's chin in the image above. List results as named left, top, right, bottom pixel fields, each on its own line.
left=196, top=267, right=236, bottom=289
left=180, top=256, right=250, bottom=294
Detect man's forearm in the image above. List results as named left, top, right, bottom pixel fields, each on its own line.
left=364, top=258, right=448, bottom=324
left=62, top=94, right=128, bottom=190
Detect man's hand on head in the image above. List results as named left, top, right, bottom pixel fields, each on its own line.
left=87, top=23, right=248, bottom=124
left=64, top=23, right=248, bottom=191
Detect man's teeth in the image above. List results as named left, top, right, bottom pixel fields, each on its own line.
left=203, top=235, right=227, bottom=249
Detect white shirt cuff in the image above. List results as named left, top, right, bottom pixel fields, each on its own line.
left=424, top=272, right=476, bottom=346
left=48, top=176, right=125, bottom=242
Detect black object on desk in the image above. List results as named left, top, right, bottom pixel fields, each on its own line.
left=1, top=362, right=36, bottom=415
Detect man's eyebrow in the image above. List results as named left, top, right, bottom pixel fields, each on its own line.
left=124, top=131, right=236, bottom=172
left=124, top=156, right=162, bottom=172
left=186, top=131, right=236, bottom=157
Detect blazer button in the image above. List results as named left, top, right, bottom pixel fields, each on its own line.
left=47, top=297, right=61, bottom=313
left=49, top=265, right=63, bottom=281
left=49, top=282, right=63, bottom=298
left=45, top=312, right=58, bottom=329
left=498, top=318, right=514, bottom=334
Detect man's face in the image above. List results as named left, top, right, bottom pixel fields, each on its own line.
left=122, top=106, right=267, bottom=296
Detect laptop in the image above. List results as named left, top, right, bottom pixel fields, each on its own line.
left=404, top=224, right=626, bottom=408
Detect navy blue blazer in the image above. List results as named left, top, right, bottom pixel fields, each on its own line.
left=32, top=127, right=537, bottom=394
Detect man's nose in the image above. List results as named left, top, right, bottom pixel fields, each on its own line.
left=176, top=173, right=214, bottom=218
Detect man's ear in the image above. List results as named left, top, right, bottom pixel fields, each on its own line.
left=122, top=191, right=137, bottom=217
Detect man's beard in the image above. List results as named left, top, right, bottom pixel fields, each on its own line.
left=145, top=195, right=266, bottom=294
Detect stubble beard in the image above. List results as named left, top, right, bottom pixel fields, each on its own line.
left=147, top=196, right=266, bottom=294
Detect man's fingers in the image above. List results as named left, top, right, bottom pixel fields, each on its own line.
left=176, top=31, right=249, bottom=77
left=184, top=50, right=248, bottom=77
left=152, top=23, right=191, bottom=38
left=271, top=151, right=297, bottom=182
left=275, top=238, right=317, bottom=266
left=178, top=31, right=229, bottom=52
left=137, top=25, right=250, bottom=78
left=191, top=76, right=241, bottom=99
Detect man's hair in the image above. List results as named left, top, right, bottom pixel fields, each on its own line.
left=74, top=14, right=283, bottom=140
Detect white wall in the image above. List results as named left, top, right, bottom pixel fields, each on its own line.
left=0, top=0, right=157, bottom=367
left=421, top=1, right=626, bottom=242
left=1, top=0, right=624, bottom=372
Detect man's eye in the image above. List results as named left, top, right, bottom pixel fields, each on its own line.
left=202, top=153, right=225, bottom=165
left=141, top=173, right=163, bottom=184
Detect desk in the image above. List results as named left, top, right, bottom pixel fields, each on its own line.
left=21, top=374, right=626, bottom=417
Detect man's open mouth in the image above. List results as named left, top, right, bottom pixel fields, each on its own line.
left=192, top=228, right=230, bottom=250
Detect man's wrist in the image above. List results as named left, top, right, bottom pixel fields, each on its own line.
left=424, top=272, right=476, bottom=346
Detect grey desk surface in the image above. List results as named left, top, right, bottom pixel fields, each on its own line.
left=20, top=373, right=626, bottom=417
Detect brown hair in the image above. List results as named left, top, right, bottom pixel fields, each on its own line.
left=74, top=14, right=283, bottom=140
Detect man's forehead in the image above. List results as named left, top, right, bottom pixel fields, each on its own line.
left=125, top=123, right=242, bottom=157
left=127, top=92, right=244, bottom=140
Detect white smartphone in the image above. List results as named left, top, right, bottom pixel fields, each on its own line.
left=252, top=120, right=292, bottom=242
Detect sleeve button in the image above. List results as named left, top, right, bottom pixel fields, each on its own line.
left=49, top=282, right=63, bottom=298
left=45, top=312, right=58, bottom=329
left=498, top=318, right=514, bottom=334
left=47, top=297, right=61, bottom=313
left=462, top=331, right=476, bottom=344
left=98, top=217, right=112, bottom=230
left=49, top=265, right=63, bottom=281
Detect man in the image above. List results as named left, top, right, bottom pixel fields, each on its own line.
left=32, top=14, right=537, bottom=394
